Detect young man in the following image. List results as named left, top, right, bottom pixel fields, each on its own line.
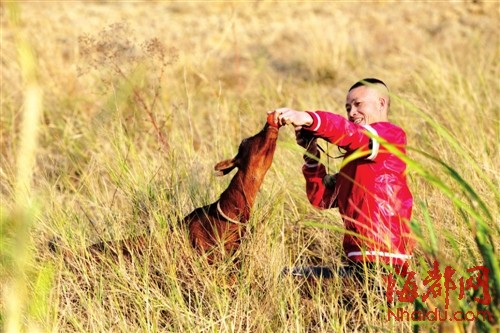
left=273, top=78, right=414, bottom=276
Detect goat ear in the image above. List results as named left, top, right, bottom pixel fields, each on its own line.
left=214, top=158, right=237, bottom=176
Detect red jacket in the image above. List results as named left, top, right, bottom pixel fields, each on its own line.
left=302, top=111, right=414, bottom=266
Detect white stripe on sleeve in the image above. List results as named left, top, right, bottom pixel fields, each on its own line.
left=310, top=112, right=322, bottom=132
left=362, top=124, right=380, bottom=161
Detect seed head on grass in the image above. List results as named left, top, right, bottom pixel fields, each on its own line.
left=78, top=22, right=178, bottom=152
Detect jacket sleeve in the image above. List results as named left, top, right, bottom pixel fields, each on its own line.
left=302, top=155, right=337, bottom=209
left=303, top=111, right=378, bottom=159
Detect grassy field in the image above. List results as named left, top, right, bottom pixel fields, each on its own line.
left=1, top=1, right=499, bottom=332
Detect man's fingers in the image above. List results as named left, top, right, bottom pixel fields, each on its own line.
left=279, top=114, right=288, bottom=126
left=279, top=116, right=289, bottom=126
left=268, top=108, right=297, bottom=126
left=278, top=112, right=294, bottom=126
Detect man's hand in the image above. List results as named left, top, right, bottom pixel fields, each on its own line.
left=295, top=126, right=320, bottom=161
left=295, top=126, right=316, bottom=148
left=267, top=108, right=313, bottom=127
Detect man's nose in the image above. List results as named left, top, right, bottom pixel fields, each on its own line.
left=348, top=108, right=358, bottom=118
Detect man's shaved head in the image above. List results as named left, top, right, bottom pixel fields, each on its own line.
left=349, top=78, right=390, bottom=111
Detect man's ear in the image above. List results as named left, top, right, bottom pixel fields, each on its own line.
left=214, top=158, right=237, bottom=176
left=379, top=97, right=387, bottom=110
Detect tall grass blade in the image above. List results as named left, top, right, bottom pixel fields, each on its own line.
left=2, top=3, right=46, bottom=333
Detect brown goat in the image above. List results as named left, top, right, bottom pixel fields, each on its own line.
left=50, top=116, right=280, bottom=266
left=183, top=120, right=280, bottom=262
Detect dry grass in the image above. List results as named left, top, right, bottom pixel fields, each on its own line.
left=1, top=2, right=498, bottom=332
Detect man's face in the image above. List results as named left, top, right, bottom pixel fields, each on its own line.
left=345, top=86, right=386, bottom=125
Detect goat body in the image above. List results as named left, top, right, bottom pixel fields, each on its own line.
left=184, top=122, right=280, bottom=261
